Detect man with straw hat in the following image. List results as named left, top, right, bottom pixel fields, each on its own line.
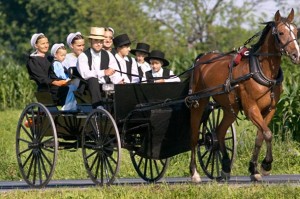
left=77, top=27, right=123, bottom=108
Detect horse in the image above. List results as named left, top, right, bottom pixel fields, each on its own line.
left=189, top=9, right=300, bottom=182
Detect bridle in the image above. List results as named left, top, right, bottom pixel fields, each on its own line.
left=272, top=21, right=299, bottom=55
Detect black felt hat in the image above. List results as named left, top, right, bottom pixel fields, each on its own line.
left=113, top=34, right=131, bottom=48
left=130, top=43, right=150, bottom=55
left=145, top=50, right=169, bottom=66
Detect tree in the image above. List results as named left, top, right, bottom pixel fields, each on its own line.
left=0, top=0, right=168, bottom=65
left=136, top=0, right=268, bottom=53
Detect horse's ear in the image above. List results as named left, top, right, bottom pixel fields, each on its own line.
left=274, top=10, right=281, bottom=22
left=287, top=8, right=294, bottom=22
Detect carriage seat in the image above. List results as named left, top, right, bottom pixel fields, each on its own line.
left=35, top=91, right=57, bottom=106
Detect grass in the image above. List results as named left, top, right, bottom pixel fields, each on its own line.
left=1, top=183, right=300, bottom=198
left=1, top=109, right=300, bottom=198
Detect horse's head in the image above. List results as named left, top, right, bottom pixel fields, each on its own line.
left=273, top=8, right=300, bottom=64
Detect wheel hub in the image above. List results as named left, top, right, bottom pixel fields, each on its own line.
left=204, top=132, right=219, bottom=151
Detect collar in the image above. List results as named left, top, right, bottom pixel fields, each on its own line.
left=152, top=68, right=163, bottom=77
left=90, top=48, right=101, bottom=57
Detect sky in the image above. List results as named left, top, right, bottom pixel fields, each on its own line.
left=244, top=0, right=299, bottom=20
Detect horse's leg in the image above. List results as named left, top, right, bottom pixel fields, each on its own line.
left=216, top=109, right=237, bottom=180
left=190, top=99, right=208, bottom=183
left=260, top=109, right=276, bottom=176
left=247, top=105, right=273, bottom=181
left=260, top=86, right=281, bottom=176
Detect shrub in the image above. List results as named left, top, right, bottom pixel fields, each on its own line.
left=270, top=58, right=300, bottom=141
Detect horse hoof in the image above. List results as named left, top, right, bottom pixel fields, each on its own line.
left=250, top=174, right=262, bottom=182
left=191, top=173, right=201, bottom=183
left=260, top=166, right=271, bottom=176
left=221, top=171, right=231, bottom=181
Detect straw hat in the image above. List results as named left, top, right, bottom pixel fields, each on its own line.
left=88, top=27, right=105, bottom=40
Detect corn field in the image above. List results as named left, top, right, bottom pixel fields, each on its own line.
left=0, top=63, right=36, bottom=110
left=0, top=58, right=299, bottom=140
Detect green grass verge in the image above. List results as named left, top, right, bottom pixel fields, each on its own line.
left=1, top=183, right=300, bottom=198
left=1, top=109, right=300, bottom=180
left=1, top=109, right=300, bottom=197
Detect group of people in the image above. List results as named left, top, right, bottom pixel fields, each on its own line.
left=26, top=26, right=180, bottom=111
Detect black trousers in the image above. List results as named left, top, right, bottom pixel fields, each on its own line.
left=87, top=77, right=103, bottom=108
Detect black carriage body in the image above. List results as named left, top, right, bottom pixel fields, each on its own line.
left=34, top=91, right=92, bottom=139
left=114, top=82, right=191, bottom=159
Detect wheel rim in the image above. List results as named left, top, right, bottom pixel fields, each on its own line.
left=130, top=151, right=169, bottom=182
left=82, top=109, right=121, bottom=185
left=16, top=103, right=57, bottom=188
left=197, top=103, right=236, bottom=180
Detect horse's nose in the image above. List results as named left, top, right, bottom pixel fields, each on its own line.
left=291, top=51, right=300, bottom=64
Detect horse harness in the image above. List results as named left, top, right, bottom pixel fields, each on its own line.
left=186, top=20, right=294, bottom=117
left=186, top=47, right=284, bottom=118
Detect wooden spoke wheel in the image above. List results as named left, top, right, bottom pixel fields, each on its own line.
left=82, top=108, right=121, bottom=185
left=197, top=102, right=236, bottom=180
left=16, top=103, right=58, bottom=188
left=130, top=151, right=170, bottom=183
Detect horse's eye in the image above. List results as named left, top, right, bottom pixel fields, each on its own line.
left=279, top=32, right=284, bottom=36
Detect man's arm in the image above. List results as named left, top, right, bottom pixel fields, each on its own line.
left=77, top=53, right=98, bottom=80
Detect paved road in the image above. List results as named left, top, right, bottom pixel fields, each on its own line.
left=1, top=175, right=300, bottom=191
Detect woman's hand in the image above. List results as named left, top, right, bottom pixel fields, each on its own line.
left=52, top=80, right=68, bottom=86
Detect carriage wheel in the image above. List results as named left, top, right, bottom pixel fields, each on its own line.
left=197, top=101, right=237, bottom=180
left=16, top=103, right=58, bottom=188
left=82, top=108, right=121, bottom=185
left=130, top=151, right=170, bottom=182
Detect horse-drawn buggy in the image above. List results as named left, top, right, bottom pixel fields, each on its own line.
left=16, top=80, right=236, bottom=188
left=16, top=9, right=299, bottom=188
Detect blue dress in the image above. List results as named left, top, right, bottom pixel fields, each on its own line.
left=53, top=60, right=78, bottom=111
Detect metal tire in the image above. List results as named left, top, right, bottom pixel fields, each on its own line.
left=16, top=102, right=58, bottom=188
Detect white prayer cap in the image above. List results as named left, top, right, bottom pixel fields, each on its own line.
left=51, top=43, right=65, bottom=56
left=30, top=33, right=44, bottom=48
left=66, top=32, right=82, bottom=47
left=108, top=27, right=114, bottom=34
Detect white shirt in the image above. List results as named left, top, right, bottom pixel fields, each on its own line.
left=138, top=61, right=151, bottom=77
left=62, top=53, right=78, bottom=69
left=77, top=48, right=122, bottom=84
left=113, top=54, right=140, bottom=83
left=152, top=68, right=181, bottom=83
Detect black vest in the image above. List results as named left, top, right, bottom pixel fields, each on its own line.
left=111, top=51, right=133, bottom=82
left=84, top=48, right=110, bottom=83
left=138, top=66, right=143, bottom=82
left=145, top=68, right=170, bottom=83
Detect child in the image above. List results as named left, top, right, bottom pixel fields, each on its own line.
left=112, top=34, right=139, bottom=83
left=144, top=50, right=180, bottom=83
left=51, top=43, right=78, bottom=110
left=130, top=43, right=151, bottom=80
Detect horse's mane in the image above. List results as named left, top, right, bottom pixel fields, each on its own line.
left=250, top=21, right=275, bottom=53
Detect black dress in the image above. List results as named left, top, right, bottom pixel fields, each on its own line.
left=26, top=54, right=69, bottom=105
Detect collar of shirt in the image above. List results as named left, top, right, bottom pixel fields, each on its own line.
left=91, top=48, right=101, bottom=57
left=138, top=62, right=151, bottom=73
left=152, top=68, right=163, bottom=77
